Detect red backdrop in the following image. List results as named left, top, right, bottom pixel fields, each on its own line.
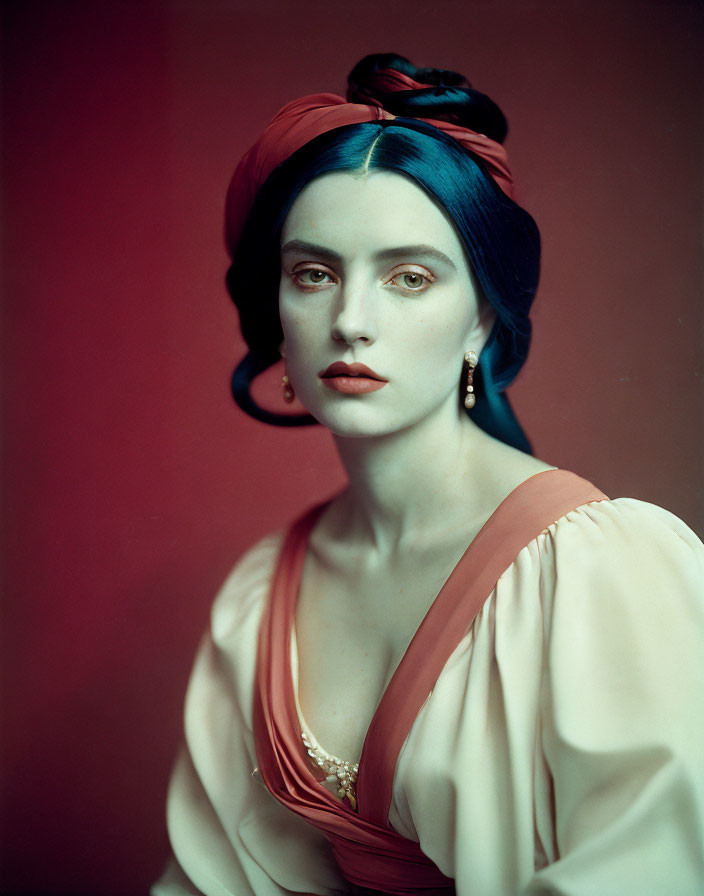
left=2, top=1, right=702, bottom=893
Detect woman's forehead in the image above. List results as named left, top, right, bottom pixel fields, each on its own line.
left=281, top=171, right=465, bottom=263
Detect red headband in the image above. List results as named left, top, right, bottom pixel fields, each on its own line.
left=225, top=77, right=514, bottom=256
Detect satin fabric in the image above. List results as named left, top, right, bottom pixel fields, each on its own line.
left=224, top=91, right=513, bottom=257
left=254, top=472, right=606, bottom=894
left=154, top=484, right=704, bottom=895
left=253, top=503, right=453, bottom=896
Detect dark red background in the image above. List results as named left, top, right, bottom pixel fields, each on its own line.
left=2, top=1, right=702, bottom=893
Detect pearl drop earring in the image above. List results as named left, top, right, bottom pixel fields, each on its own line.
left=464, top=350, right=478, bottom=409
left=282, top=372, right=295, bottom=403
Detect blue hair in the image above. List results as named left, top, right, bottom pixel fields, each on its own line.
left=228, top=119, right=540, bottom=453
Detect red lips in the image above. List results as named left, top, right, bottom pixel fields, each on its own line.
left=319, top=362, right=388, bottom=394
left=320, top=362, right=386, bottom=380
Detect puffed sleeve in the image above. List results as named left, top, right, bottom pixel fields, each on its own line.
left=524, top=499, right=704, bottom=894
left=152, top=535, right=346, bottom=896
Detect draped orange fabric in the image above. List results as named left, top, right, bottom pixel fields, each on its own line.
left=253, top=470, right=608, bottom=894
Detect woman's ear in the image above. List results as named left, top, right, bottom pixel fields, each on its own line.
left=279, top=340, right=287, bottom=359
left=472, top=300, right=497, bottom=355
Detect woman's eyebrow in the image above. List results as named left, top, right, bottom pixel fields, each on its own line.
left=374, top=245, right=456, bottom=269
left=281, top=240, right=456, bottom=271
left=281, top=240, right=342, bottom=263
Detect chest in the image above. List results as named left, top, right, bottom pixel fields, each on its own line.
left=294, top=534, right=476, bottom=761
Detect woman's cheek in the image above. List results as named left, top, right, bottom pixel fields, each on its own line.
left=284, top=315, right=318, bottom=357
left=279, top=303, right=301, bottom=342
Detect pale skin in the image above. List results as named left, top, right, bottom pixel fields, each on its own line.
left=279, top=170, right=553, bottom=765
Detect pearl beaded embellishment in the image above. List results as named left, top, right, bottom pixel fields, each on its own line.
left=301, top=730, right=359, bottom=811
left=464, top=350, right=478, bottom=409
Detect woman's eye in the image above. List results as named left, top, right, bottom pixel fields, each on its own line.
left=388, top=269, right=434, bottom=292
left=292, top=268, right=334, bottom=287
left=401, top=272, right=425, bottom=289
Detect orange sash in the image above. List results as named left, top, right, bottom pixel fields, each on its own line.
left=254, top=470, right=607, bottom=894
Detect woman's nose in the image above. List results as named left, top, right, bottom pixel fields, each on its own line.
left=330, top=283, right=378, bottom=345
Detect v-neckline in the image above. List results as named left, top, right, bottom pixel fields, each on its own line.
left=289, top=472, right=555, bottom=778
left=268, top=468, right=605, bottom=825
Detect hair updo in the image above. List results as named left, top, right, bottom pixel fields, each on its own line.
left=227, top=53, right=540, bottom=453
left=347, top=53, right=508, bottom=142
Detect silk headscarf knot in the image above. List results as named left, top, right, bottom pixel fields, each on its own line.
left=225, top=74, right=514, bottom=256
left=347, top=66, right=459, bottom=105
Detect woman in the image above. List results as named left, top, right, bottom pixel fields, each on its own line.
left=154, top=54, right=704, bottom=895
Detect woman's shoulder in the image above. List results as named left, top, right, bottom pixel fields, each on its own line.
left=532, top=485, right=704, bottom=618
left=502, top=462, right=701, bottom=556
left=489, top=467, right=704, bottom=606
left=547, top=488, right=703, bottom=556
left=209, top=530, right=284, bottom=645
left=207, top=498, right=333, bottom=645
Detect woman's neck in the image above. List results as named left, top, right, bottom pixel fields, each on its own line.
left=331, top=405, right=500, bottom=553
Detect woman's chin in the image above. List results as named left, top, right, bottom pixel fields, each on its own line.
left=319, top=417, right=395, bottom=440
left=293, top=391, right=389, bottom=436
left=305, top=406, right=399, bottom=440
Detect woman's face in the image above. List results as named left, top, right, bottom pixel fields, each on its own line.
left=279, top=170, right=489, bottom=439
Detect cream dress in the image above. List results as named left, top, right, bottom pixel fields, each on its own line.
left=153, top=497, right=704, bottom=895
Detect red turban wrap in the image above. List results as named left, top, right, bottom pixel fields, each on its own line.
left=225, top=69, right=514, bottom=256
